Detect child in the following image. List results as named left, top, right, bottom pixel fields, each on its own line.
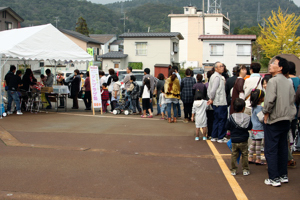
left=128, top=75, right=142, bottom=114
left=101, top=83, right=109, bottom=113
left=159, top=88, right=167, bottom=120
left=248, top=89, right=265, bottom=165
left=226, top=98, right=252, bottom=176
left=140, top=78, right=153, bottom=118
left=191, top=91, right=208, bottom=141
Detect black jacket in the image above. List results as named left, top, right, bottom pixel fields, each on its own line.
left=225, top=75, right=238, bottom=106
left=226, top=113, right=252, bottom=143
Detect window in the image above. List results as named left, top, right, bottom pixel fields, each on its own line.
left=210, top=44, right=224, bottom=56
left=173, top=42, right=178, bottom=53
left=5, top=22, right=12, bottom=30
left=237, top=44, right=251, bottom=56
left=135, top=42, right=147, bottom=56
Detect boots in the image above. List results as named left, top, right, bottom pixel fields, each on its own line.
left=168, top=118, right=172, bottom=123
left=173, top=117, right=177, bottom=123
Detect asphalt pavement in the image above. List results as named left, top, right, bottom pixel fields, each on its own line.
left=0, top=99, right=299, bottom=200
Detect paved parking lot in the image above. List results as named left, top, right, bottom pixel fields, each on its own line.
left=0, top=104, right=299, bottom=200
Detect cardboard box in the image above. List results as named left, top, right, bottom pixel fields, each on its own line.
left=41, top=87, right=53, bottom=93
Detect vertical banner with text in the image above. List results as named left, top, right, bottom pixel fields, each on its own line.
left=90, top=66, right=102, bottom=109
left=87, top=48, right=94, bottom=66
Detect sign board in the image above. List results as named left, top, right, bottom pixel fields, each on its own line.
left=90, top=66, right=102, bottom=109
left=87, top=48, right=94, bottom=66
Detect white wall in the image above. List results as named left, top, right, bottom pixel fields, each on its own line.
left=101, top=36, right=117, bottom=55
left=123, top=38, right=177, bottom=75
left=110, top=44, right=119, bottom=52
left=204, top=16, right=223, bottom=35
left=202, top=40, right=252, bottom=73
left=170, top=17, right=189, bottom=65
left=102, top=58, right=126, bottom=73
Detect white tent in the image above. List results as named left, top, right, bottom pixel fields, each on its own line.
left=0, top=24, right=94, bottom=118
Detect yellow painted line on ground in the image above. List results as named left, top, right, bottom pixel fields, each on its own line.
left=207, top=140, right=248, bottom=200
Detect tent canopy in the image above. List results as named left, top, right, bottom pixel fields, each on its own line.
left=0, top=24, right=93, bottom=62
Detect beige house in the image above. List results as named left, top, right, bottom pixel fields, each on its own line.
left=0, top=7, right=24, bottom=31
left=169, top=6, right=230, bottom=69
left=117, top=32, right=184, bottom=75
left=100, top=52, right=128, bottom=72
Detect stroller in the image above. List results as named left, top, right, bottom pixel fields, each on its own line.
left=113, top=90, right=133, bottom=115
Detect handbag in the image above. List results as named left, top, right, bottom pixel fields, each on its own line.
left=256, top=111, right=264, bottom=123
left=245, top=77, right=261, bottom=100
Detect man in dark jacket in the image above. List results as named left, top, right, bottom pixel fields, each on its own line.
left=225, top=66, right=238, bottom=106
left=226, top=98, right=252, bottom=176
left=7, top=70, right=23, bottom=115
left=71, top=69, right=81, bottom=109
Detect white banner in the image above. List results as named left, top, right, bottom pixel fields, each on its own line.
left=90, top=66, right=102, bottom=108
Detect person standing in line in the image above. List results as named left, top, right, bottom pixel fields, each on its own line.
left=56, top=71, right=65, bottom=108
left=243, top=63, right=262, bottom=115
left=71, top=69, right=81, bottom=109
left=101, top=83, right=109, bottom=113
left=172, top=66, right=182, bottom=118
left=106, top=69, right=115, bottom=112
left=225, top=66, right=238, bottom=107
left=207, top=62, right=228, bottom=143
left=111, top=75, right=121, bottom=112
left=155, top=73, right=165, bottom=116
left=123, top=67, right=133, bottom=109
left=128, top=75, right=142, bottom=115
left=230, top=65, right=247, bottom=115
left=181, top=68, right=196, bottom=123
left=263, top=56, right=296, bottom=187
left=248, top=89, right=266, bottom=165
left=164, top=69, right=180, bottom=123
left=99, top=71, right=108, bottom=87
left=226, top=98, right=252, bottom=176
left=142, top=68, right=157, bottom=112
left=83, top=71, right=91, bottom=110
left=7, top=70, right=23, bottom=115
left=140, top=78, right=153, bottom=118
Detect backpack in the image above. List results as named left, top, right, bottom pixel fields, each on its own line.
left=131, top=82, right=139, bottom=99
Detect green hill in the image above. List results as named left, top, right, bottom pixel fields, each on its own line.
left=0, top=0, right=299, bottom=34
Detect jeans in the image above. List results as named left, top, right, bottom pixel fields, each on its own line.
left=167, top=102, right=177, bottom=118
left=45, top=93, right=52, bottom=108
left=156, top=97, right=161, bottom=114
left=125, top=91, right=132, bottom=110
left=212, top=105, right=228, bottom=139
left=176, top=101, right=181, bottom=117
left=264, top=120, right=290, bottom=179
left=83, top=91, right=91, bottom=109
left=132, top=98, right=142, bottom=113
left=231, top=142, right=249, bottom=172
left=183, top=102, right=193, bottom=119
left=7, top=90, right=21, bottom=112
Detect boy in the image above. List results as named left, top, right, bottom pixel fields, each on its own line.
left=225, top=98, right=252, bottom=176
left=128, top=75, right=142, bottom=114
left=101, top=83, right=109, bottom=113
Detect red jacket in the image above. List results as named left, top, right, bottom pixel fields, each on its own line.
left=101, top=89, right=109, bottom=100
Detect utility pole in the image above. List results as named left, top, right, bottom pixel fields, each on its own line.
left=257, top=1, right=261, bottom=23
left=54, top=16, right=60, bottom=28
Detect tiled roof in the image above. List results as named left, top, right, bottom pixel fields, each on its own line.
left=100, top=51, right=128, bottom=59
left=198, top=35, right=256, bottom=41
left=110, top=40, right=123, bottom=45
left=59, top=29, right=103, bottom=44
left=90, top=34, right=116, bottom=44
left=0, top=7, right=24, bottom=22
left=119, top=32, right=184, bottom=40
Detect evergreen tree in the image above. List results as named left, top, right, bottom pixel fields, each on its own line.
left=75, top=16, right=89, bottom=36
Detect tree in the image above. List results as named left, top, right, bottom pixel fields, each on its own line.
left=257, top=7, right=300, bottom=59
left=76, top=16, right=89, bottom=36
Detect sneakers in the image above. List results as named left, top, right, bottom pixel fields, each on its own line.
left=16, top=111, right=23, bottom=115
left=231, top=171, right=236, bottom=176
left=203, top=137, right=207, bottom=141
left=217, top=138, right=229, bottom=143
left=264, top=178, right=281, bottom=187
left=211, top=138, right=218, bottom=142
left=7, top=111, right=13, bottom=115
left=195, top=137, right=200, bottom=141
left=183, top=118, right=189, bottom=123
left=243, top=171, right=250, bottom=176
left=279, top=175, right=289, bottom=183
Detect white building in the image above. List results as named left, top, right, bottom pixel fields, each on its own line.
left=199, top=35, right=256, bottom=72
left=102, top=32, right=183, bottom=75
left=169, top=6, right=230, bottom=69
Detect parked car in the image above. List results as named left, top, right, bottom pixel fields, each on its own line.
left=116, top=69, right=144, bottom=77
left=193, top=68, right=205, bottom=82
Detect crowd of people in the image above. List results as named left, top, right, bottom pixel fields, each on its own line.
left=3, top=57, right=299, bottom=187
